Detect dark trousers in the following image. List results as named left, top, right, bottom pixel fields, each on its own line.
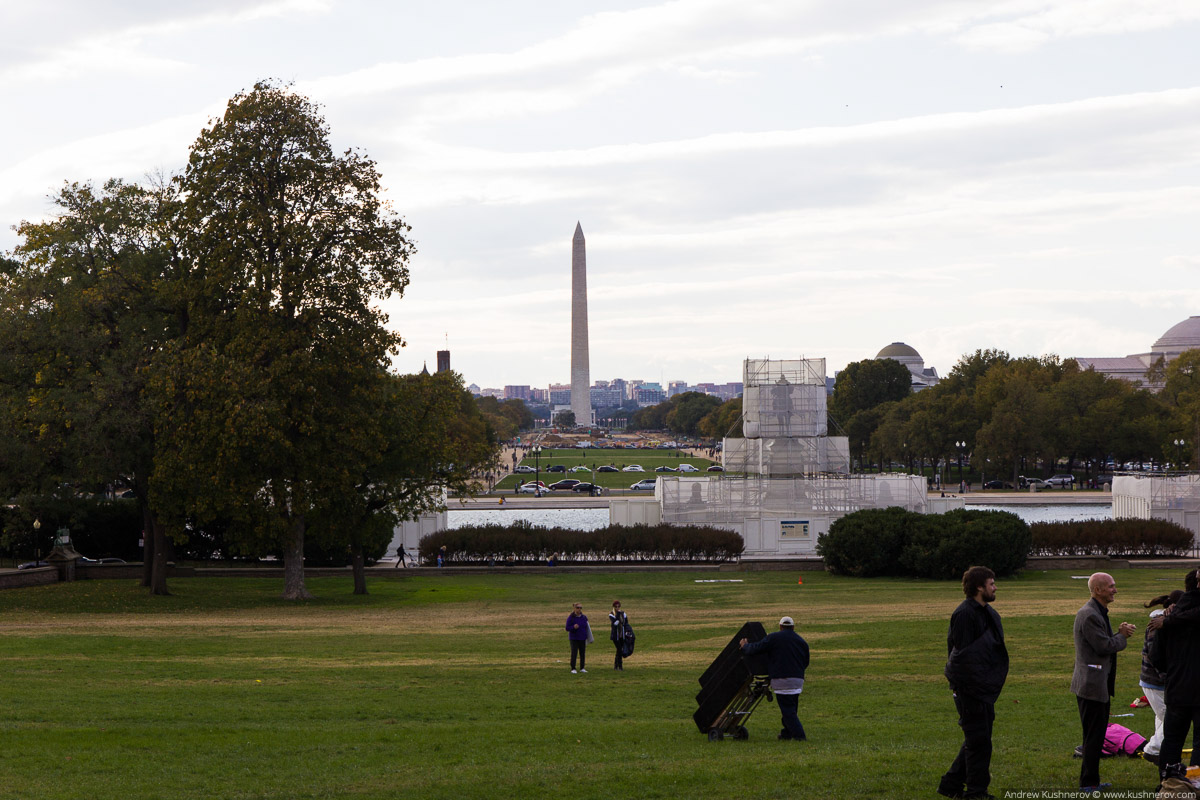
left=776, top=692, right=806, bottom=740
left=570, top=639, right=586, bottom=670
left=613, top=642, right=623, bottom=669
left=1159, top=703, right=1200, bottom=770
left=940, top=693, right=995, bottom=796
left=1077, top=696, right=1110, bottom=788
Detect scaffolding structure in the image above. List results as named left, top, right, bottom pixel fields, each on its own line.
left=1113, top=474, right=1200, bottom=547
left=660, top=473, right=926, bottom=527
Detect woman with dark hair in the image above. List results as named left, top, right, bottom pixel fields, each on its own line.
left=609, top=600, right=630, bottom=670
left=1141, top=589, right=1185, bottom=762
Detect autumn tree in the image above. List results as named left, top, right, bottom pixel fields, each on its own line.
left=151, top=82, right=414, bottom=600
left=0, top=180, right=183, bottom=594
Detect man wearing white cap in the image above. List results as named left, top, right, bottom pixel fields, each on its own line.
left=740, top=616, right=811, bottom=741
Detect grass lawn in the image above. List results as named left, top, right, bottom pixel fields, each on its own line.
left=0, top=568, right=1183, bottom=799
left=496, top=448, right=718, bottom=492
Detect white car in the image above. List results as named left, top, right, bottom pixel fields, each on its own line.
left=621, top=465, right=645, bottom=472
left=518, top=482, right=549, bottom=493
left=630, top=478, right=658, bottom=490
left=677, top=464, right=700, bottom=472
left=569, top=465, right=591, bottom=472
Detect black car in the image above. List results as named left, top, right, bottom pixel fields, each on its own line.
left=654, top=466, right=677, bottom=473
left=571, top=482, right=598, bottom=493
left=982, top=480, right=1013, bottom=490
left=549, top=479, right=581, bottom=490
left=597, top=466, right=619, bottom=473
left=706, top=465, right=724, bottom=472
left=547, top=465, right=567, bottom=473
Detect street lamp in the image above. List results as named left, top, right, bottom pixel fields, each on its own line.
left=532, top=444, right=543, bottom=497
left=1175, top=439, right=1186, bottom=471
left=956, top=441, right=966, bottom=485
left=33, top=518, right=41, bottom=564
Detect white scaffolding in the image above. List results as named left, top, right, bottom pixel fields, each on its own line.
left=1113, top=474, right=1200, bottom=547
left=660, top=474, right=927, bottom=527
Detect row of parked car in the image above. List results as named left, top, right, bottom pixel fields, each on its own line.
left=516, top=477, right=669, bottom=493
left=980, top=474, right=1088, bottom=490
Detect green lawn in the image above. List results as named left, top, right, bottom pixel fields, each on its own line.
left=0, top=568, right=1182, bottom=799
left=497, top=447, right=718, bottom=492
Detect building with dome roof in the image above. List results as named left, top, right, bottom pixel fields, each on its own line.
left=1073, top=316, right=1200, bottom=391
left=876, top=342, right=940, bottom=391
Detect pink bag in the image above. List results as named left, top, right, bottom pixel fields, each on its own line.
left=1103, top=723, right=1146, bottom=757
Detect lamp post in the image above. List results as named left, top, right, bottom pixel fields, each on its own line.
left=1175, top=439, right=1186, bottom=471
left=591, top=463, right=597, bottom=496
left=532, top=444, right=543, bottom=497
left=33, top=518, right=41, bottom=565
left=956, top=441, right=966, bottom=485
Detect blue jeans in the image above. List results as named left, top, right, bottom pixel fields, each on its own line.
left=776, top=693, right=806, bottom=739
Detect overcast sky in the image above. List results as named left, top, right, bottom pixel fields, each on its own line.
left=3, top=1, right=1199, bottom=389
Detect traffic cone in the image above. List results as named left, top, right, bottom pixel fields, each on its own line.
left=797, top=577, right=803, bottom=585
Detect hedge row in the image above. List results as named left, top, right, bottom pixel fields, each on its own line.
left=816, top=507, right=1032, bottom=580
left=418, top=522, right=744, bottom=564
left=1029, top=518, right=1194, bottom=557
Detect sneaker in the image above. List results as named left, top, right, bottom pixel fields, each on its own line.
left=580, top=669, right=588, bottom=673
left=936, top=786, right=962, bottom=799
left=571, top=669, right=577, bottom=674
left=1079, top=784, right=1111, bottom=795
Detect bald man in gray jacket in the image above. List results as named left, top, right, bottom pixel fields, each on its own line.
left=1071, top=572, right=1136, bottom=793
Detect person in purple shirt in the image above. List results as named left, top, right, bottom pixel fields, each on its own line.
left=566, top=602, right=590, bottom=673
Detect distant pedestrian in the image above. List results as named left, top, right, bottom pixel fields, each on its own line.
left=566, top=603, right=590, bottom=673
left=610, top=600, right=631, bottom=670
left=395, top=544, right=407, bottom=569
left=437, top=545, right=447, bottom=568
left=939, top=566, right=1007, bottom=800
left=1071, top=572, right=1136, bottom=793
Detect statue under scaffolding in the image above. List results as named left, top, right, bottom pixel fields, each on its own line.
left=656, top=357, right=927, bottom=557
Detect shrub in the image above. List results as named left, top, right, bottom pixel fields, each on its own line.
left=818, top=507, right=1031, bottom=579
left=418, top=523, right=743, bottom=564
left=816, top=507, right=914, bottom=577
left=1030, top=518, right=1193, bottom=557
left=901, top=509, right=1031, bottom=579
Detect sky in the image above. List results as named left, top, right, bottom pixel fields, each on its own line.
left=3, top=1, right=1200, bottom=390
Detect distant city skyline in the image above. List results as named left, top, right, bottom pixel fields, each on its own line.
left=3, top=3, right=1198, bottom=388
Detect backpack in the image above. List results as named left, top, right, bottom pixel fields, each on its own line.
left=1103, top=723, right=1147, bottom=757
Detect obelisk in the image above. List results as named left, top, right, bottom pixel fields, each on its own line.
left=570, top=222, right=592, bottom=427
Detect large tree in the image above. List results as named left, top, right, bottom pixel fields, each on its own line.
left=828, top=358, right=912, bottom=427
left=151, top=82, right=414, bottom=600
left=1, top=180, right=183, bottom=594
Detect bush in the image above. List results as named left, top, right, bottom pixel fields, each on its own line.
left=418, top=523, right=743, bottom=565
left=816, top=507, right=914, bottom=577
left=1030, top=518, right=1193, bottom=557
left=817, top=507, right=1032, bottom=579
left=900, top=509, right=1031, bottom=580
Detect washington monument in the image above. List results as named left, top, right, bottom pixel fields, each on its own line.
left=570, top=222, right=592, bottom=427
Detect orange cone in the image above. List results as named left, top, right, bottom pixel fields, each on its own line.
left=797, top=577, right=803, bottom=585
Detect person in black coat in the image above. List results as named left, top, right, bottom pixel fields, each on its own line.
left=939, top=566, right=1008, bottom=800
left=1150, top=569, right=1200, bottom=776
left=609, top=600, right=630, bottom=670
left=739, top=616, right=810, bottom=741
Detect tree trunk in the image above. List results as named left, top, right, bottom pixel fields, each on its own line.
left=141, top=501, right=154, bottom=588
left=282, top=516, right=313, bottom=600
left=149, top=514, right=171, bottom=596
left=351, top=541, right=367, bottom=595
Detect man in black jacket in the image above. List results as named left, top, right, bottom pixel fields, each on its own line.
left=740, top=616, right=810, bottom=741
left=1151, top=568, right=1200, bottom=778
left=939, top=566, right=1008, bottom=800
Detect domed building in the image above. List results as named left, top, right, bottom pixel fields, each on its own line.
left=1073, top=316, right=1200, bottom=391
left=876, top=342, right=940, bottom=391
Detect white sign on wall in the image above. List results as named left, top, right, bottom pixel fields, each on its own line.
left=780, top=519, right=810, bottom=538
